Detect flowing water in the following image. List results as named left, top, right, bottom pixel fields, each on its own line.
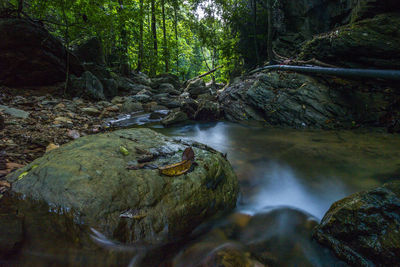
left=2, top=121, right=400, bottom=267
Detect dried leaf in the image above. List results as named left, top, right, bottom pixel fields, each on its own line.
left=6, top=162, right=24, bottom=170
left=182, top=147, right=195, bottom=162
left=0, top=181, right=10, bottom=188
left=159, top=160, right=192, bottom=177
left=46, top=143, right=59, bottom=152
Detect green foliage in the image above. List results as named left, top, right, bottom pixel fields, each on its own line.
left=3, top=0, right=246, bottom=82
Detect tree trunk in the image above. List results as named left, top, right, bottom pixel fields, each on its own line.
left=137, top=0, right=144, bottom=71
left=173, top=0, right=179, bottom=73
left=252, top=0, right=260, bottom=66
left=151, top=0, right=158, bottom=75
left=17, top=0, right=23, bottom=17
left=118, top=0, right=129, bottom=75
left=161, top=0, right=169, bottom=72
left=266, top=0, right=275, bottom=64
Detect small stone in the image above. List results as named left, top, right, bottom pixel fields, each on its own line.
left=111, top=96, right=126, bottom=105
left=54, top=103, right=65, bottom=109
left=67, top=130, right=80, bottom=139
left=81, top=107, right=101, bottom=116
left=54, top=116, right=72, bottom=124
left=0, top=105, right=30, bottom=119
left=106, top=105, right=120, bottom=112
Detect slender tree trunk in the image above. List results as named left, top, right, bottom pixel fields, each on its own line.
left=137, top=0, right=144, bottom=71
left=266, top=0, right=275, bottom=64
left=151, top=0, right=158, bottom=75
left=17, top=0, right=23, bottom=17
left=161, top=0, right=169, bottom=72
left=118, top=0, right=129, bottom=74
left=61, top=1, right=69, bottom=95
left=252, top=0, right=260, bottom=66
left=173, top=0, right=179, bottom=74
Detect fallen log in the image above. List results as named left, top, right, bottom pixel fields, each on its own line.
left=249, top=65, right=400, bottom=81
left=196, top=66, right=222, bottom=79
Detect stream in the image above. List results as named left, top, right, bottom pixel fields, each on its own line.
left=2, top=121, right=400, bottom=266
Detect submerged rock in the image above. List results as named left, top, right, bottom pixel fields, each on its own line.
left=313, top=181, right=400, bottom=266
left=6, top=128, right=238, bottom=245
left=0, top=212, right=23, bottom=259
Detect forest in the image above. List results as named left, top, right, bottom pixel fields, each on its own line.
left=1, top=0, right=400, bottom=266
left=1, top=0, right=257, bottom=82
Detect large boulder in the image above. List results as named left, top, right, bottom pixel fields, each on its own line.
left=350, top=0, right=400, bottom=22
left=185, top=78, right=209, bottom=98
left=116, top=76, right=151, bottom=95
left=300, top=14, right=400, bottom=69
left=219, top=71, right=400, bottom=128
left=74, top=36, right=105, bottom=65
left=151, top=73, right=182, bottom=90
left=6, top=128, right=238, bottom=245
left=130, top=72, right=152, bottom=87
left=194, top=100, right=221, bottom=121
left=313, top=181, right=400, bottom=266
left=0, top=18, right=83, bottom=87
left=271, top=0, right=399, bottom=57
left=161, top=110, right=188, bottom=126
left=69, top=71, right=105, bottom=100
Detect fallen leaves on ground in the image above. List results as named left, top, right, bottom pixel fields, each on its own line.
left=46, top=143, right=59, bottom=152
left=0, top=86, right=118, bottom=168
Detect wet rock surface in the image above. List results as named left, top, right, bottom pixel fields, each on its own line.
left=6, top=128, right=239, bottom=245
left=219, top=71, right=400, bottom=129
left=313, top=181, right=400, bottom=267
left=300, top=14, right=400, bottom=69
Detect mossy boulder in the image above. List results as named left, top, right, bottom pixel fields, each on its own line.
left=313, top=181, right=400, bottom=266
left=6, top=128, right=238, bottom=245
left=300, top=14, right=400, bottom=69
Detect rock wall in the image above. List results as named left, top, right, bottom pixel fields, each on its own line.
left=0, top=18, right=83, bottom=87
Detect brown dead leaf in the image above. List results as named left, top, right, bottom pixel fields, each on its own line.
left=46, top=143, right=59, bottom=152
left=6, top=162, right=24, bottom=170
left=159, top=160, right=192, bottom=177
left=182, top=147, right=195, bottom=162
left=0, top=180, right=10, bottom=188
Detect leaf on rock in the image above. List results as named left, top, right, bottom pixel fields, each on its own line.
left=119, top=145, right=129, bottom=156
left=46, top=143, right=59, bottom=152
left=182, top=147, right=195, bottom=162
left=17, top=171, right=28, bottom=181
left=159, top=160, right=192, bottom=177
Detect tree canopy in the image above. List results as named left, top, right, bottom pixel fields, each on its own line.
left=2, top=0, right=276, bottom=82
